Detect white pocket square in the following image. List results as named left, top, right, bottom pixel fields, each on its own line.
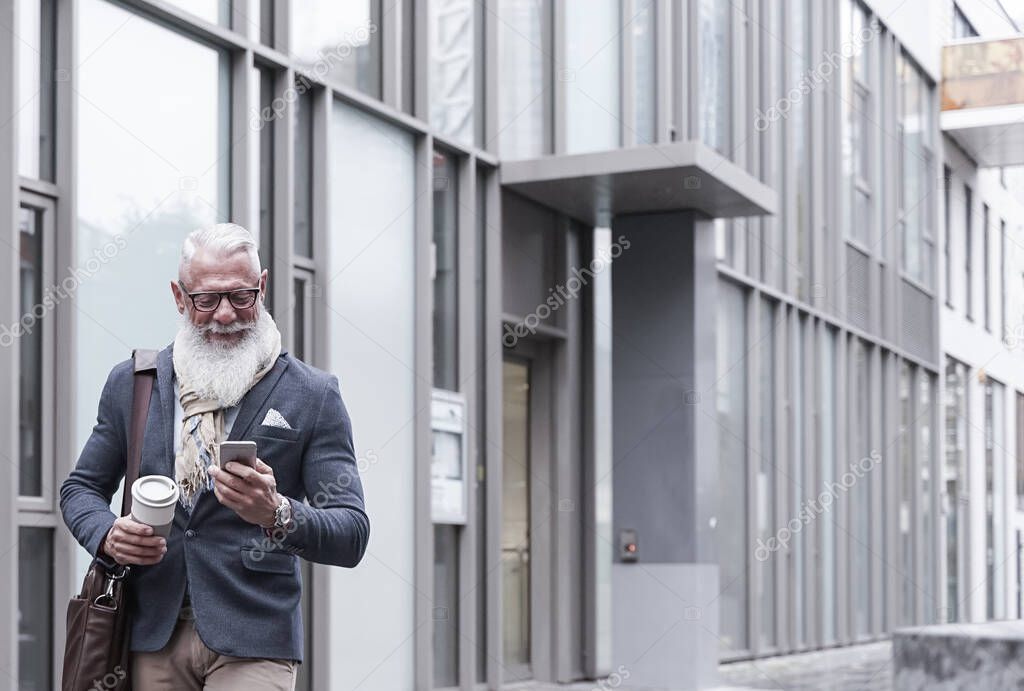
left=260, top=408, right=293, bottom=430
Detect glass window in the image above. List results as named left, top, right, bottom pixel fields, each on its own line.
left=260, top=0, right=276, bottom=45
left=164, top=0, right=230, bottom=26
left=328, top=100, right=417, bottom=688
left=985, top=378, right=1005, bottom=619
left=294, top=86, right=314, bottom=258
left=632, top=0, right=656, bottom=145
left=564, top=0, right=621, bottom=153
left=791, top=0, right=811, bottom=297
left=716, top=280, right=748, bottom=653
left=18, top=527, right=53, bottom=691
left=501, top=359, right=531, bottom=675
left=292, top=276, right=308, bottom=361
left=433, top=525, right=460, bottom=687
left=952, top=3, right=978, bottom=38
left=254, top=66, right=277, bottom=311
left=944, top=166, right=953, bottom=306
left=1001, top=219, right=1007, bottom=336
left=433, top=150, right=459, bottom=390
left=983, top=204, right=990, bottom=330
left=920, top=372, right=935, bottom=624
left=245, top=0, right=276, bottom=46
left=76, top=0, right=230, bottom=496
left=899, top=53, right=935, bottom=287
left=821, top=326, right=838, bottom=643
left=429, top=0, right=475, bottom=144
left=1017, top=392, right=1024, bottom=510
left=943, top=358, right=968, bottom=622
left=17, top=0, right=56, bottom=181
left=851, top=338, right=871, bottom=637
left=843, top=1, right=873, bottom=249
left=291, top=0, right=382, bottom=99
left=965, top=184, right=974, bottom=319
left=18, top=206, right=44, bottom=498
left=697, top=0, right=730, bottom=153
left=762, top=0, right=784, bottom=289
left=792, top=313, right=806, bottom=646
left=899, top=362, right=914, bottom=625
left=757, top=300, right=777, bottom=650
left=498, top=0, right=547, bottom=159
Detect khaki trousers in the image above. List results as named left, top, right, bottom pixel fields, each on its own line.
left=131, top=607, right=297, bottom=691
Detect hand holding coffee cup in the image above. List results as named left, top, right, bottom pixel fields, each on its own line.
left=103, top=516, right=167, bottom=566
left=130, top=475, right=179, bottom=538
left=102, top=475, right=178, bottom=566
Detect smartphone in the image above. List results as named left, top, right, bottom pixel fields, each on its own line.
left=218, top=440, right=257, bottom=469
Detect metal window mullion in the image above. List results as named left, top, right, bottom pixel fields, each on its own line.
left=730, top=0, right=745, bottom=168
left=482, top=0, right=499, bottom=154
left=804, top=316, right=819, bottom=646
left=456, top=155, right=477, bottom=691
left=310, top=86, right=329, bottom=366
left=684, top=0, right=698, bottom=141
left=383, top=0, right=403, bottom=110
left=482, top=165, right=503, bottom=690
left=775, top=305, right=791, bottom=651
left=413, top=132, right=435, bottom=690
left=746, top=292, right=762, bottom=654
left=654, top=0, right=671, bottom=143
left=621, top=0, right=636, bottom=148
left=834, top=332, right=850, bottom=643
left=272, top=68, right=295, bottom=350
left=555, top=226, right=582, bottom=681
left=231, top=49, right=256, bottom=228
left=0, top=0, right=20, bottom=679
left=550, top=0, right=565, bottom=155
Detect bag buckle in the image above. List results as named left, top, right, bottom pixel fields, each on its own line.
left=94, top=565, right=130, bottom=608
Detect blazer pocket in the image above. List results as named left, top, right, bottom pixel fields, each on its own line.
left=241, top=547, right=297, bottom=575
left=253, top=425, right=301, bottom=442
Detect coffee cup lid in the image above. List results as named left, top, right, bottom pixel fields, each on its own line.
left=132, top=475, right=179, bottom=506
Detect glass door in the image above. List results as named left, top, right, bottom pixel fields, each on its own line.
left=502, top=358, right=531, bottom=680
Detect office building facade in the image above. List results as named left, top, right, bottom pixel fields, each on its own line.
left=1, top=0, right=1023, bottom=689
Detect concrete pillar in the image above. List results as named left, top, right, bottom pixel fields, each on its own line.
left=610, top=211, right=721, bottom=689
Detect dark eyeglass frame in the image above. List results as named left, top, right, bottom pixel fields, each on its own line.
left=178, top=280, right=261, bottom=313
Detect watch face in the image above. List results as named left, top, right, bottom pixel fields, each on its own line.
left=276, top=499, right=291, bottom=527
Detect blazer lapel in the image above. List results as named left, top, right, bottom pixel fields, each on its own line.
left=228, top=352, right=290, bottom=441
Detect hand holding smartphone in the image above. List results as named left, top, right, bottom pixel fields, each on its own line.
left=218, top=441, right=257, bottom=470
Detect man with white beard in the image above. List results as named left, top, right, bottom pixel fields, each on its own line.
left=60, top=223, right=369, bottom=691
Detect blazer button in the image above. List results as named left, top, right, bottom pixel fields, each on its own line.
left=185, top=529, right=196, bottom=538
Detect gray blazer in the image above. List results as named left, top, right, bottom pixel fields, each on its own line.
left=60, top=343, right=370, bottom=662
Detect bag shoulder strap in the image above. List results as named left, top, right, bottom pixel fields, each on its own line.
left=120, top=348, right=158, bottom=518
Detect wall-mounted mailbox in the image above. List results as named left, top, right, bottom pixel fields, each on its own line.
left=431, top=390, right=468, bottom=524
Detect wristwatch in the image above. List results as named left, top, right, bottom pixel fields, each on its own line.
left=264, top=495, right=292, bottom=535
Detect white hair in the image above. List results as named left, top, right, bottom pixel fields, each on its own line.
left=179, top=223, right=261, bottom=282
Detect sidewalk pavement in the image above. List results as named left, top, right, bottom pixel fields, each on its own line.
left=502, top=640, right=892, bottom=690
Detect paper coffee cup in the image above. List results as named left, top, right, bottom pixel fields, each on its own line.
left=130, top=475, right=179, bottom=538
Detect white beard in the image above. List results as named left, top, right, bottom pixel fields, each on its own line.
left=173, top=307, right=280, bottom=407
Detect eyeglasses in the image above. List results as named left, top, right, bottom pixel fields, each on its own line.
left=178, top=281, right=261, bottom=313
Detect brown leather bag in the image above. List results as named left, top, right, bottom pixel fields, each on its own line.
left=61, top=349, right=157, bottom=691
